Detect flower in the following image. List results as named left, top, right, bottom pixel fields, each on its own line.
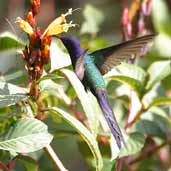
left=16, top=8, right=76, bottom=80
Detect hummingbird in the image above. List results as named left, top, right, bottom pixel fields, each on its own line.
left=59, top=34, right=154, bottom=149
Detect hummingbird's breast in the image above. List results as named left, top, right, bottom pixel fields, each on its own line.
left=84, top=54, right=105, bottom=89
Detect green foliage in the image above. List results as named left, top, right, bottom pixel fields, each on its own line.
left=15, top=155, right=38, bottom=171
left=60, top=69, right=99, bottom=135
left=81, top=4, right=104, bottom=34
left=0, top=118, right=53, bottom=153
left=50, top=107, right=103, bottom=171
left=0, top=32, right=25, bottom=51
left=146, top=60, right=171, bottom=90
left=111, top=133, right=145, bottom=160
left=0, top=1, right=171, bottom=171
left=0, top=82, right=27, bottom=107
left=152, top=0, right=171, bottom=36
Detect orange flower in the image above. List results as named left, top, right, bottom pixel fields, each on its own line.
left=16, top=8, right=76, bottom=38
left=16, top=8, right=76, bottom=80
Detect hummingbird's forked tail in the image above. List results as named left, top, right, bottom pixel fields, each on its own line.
left=96, top=89, right=125, bottom=149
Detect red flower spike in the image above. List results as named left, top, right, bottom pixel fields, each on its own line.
left=42, top=45, right=50, bottom=64
left=22, top=46, right=29, bottom=60
left=30, top=0, right=40, bottom=16
left=126, top=22, right=132, bottom=37
left=142, top=0, right=152, bottom=16
left=29, top=31, right=41, bottom=48
left=16, top=8, right=76, bottom=81
left=25, top=11, right=35, bottom=28
left=138, top=17, right=145, bottom=34
left=122, top=8, right=129, bottom=27
left=36, top=27, right=42, bottom=37
left=41, top=35, right=51, bottom=64
left=41, top=34, right=51, bottom=46
left=121, top=7, right=133, bottom=39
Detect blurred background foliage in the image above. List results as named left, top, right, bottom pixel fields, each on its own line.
left=0, top=0, right=171, bottom=171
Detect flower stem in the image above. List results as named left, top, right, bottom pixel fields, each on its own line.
left=44, top=145, right=68, bottom=171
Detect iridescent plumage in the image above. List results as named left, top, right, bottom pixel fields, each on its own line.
left=60, top=34, right=154, bottom=148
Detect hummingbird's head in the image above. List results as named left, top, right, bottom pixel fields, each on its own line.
left=59, top=36, right=84, bottom=59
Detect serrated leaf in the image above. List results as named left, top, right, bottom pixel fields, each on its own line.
left=49, top=107, right=103, bottom=171
left=60, top=69, right=99, bottom=135
left=111, top=133, right=145, bottom=160
left=81, top=4, right=104, bottom=34
left=146, top=61, right=171, bottom=90
left=0, top=118, right=53, bottom=153
left=152, top=0, right=171, bottom=35
left=106, top=75, right=145, bottom=98
left=0, top=32, right=25, bottom=51
left=0, top=82, right=27, bottom=107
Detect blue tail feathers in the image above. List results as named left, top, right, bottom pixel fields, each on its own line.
left=96, top=89, right=125, bottom=149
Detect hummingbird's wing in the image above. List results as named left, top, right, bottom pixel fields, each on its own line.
left=74, top=49, right=88, bottom=80
left=90, top=34, right=155, bottom=75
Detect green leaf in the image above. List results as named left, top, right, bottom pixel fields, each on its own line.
left=38, top=79, right=71, bottom=105
left=81, top=4, right=104, bottom=34
left=146, top=61, right=171, bottom=90
left=152, top=0, right=171, bottom=35
left=88, top=37, right=108, bottom=52
left=0, top=118, right=53, bottom=153
left=37, top=73, right=63, bottom=84
left=0, top=68, right=29, bottom=85
left=111, top=133, right=145, bottom=160
left=142, top=83, right=160, bottom=109
left=131, top=111, right=169, bottom=139
left=60, top=69, right=99, bottom=135
left=0, top=32, right=25, bottom=51
left=148, top=106, right=169, bottom=119
left=49, top=107, right=103, bottom=171
left=50, top=38, right=71, bottom=71
left=105, top=63, right=147, bottom=84
left=0, top=32, right=25, bottom=74
left=16, top=155, right=38, bottom=171
left=106, top=75, right=145, bottom=98
left=148, top=97, right=171, bottom=108
left=153, top=34, right=171, bottom=58
left=0, top=82, right=27, bottom=107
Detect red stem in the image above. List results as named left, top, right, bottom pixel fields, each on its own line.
left=0, top=161, right=9, bottom=171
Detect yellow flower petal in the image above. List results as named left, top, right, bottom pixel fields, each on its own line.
left=42, top=8, right=76, bottom=37
left=16, top=17, right=34, bottom=35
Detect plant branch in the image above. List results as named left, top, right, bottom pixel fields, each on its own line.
left=0, top=161, right=9, bottom=171
left=44, top=145, right=68, bottom=171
